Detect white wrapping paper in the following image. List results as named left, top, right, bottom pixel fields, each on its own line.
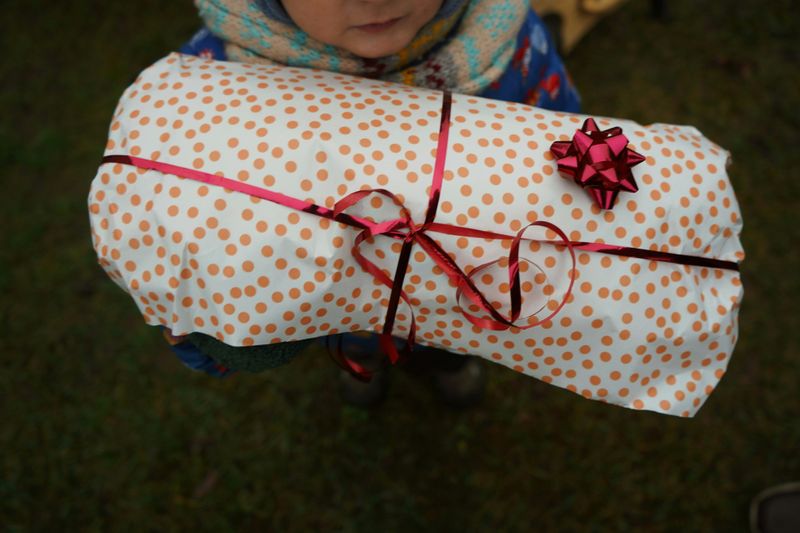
left=89, top=54, right=744, bottom=416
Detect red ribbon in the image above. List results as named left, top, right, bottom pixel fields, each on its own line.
left=100, top=92, right=739, bottom=380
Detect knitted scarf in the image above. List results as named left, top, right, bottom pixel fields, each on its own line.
left=194, top=0, right=529, bottom=94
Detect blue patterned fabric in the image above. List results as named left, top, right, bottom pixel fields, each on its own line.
left=480, top=9, right=580, bottom=111
left=172, top=7, right=579, bottom=376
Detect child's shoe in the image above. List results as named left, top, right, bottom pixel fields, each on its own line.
left=335, top=332, right=389, bottom=408
left=334, top=333, right=486, bottom=409
left=337, top=361, right=389, bottom=409
left=433, top=356, right=487, bottom=408
left=408, top=345, right=488, bottom=408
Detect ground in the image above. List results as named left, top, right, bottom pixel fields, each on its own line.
left=1, top=0, right=798, bottom=531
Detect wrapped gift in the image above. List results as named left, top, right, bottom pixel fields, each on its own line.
left=89, top=53, right=744, bottom=416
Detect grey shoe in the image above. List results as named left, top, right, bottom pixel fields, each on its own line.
left=433, top=356, right=487, bottom=408
left=331, top=332, right=391, bottom=409
left=750, top=482, right=800, bottom=533
left=337, top=352, right=389, bottom=409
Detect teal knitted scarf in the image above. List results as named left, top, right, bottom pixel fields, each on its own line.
left=194, top=0, right=529, bottom=94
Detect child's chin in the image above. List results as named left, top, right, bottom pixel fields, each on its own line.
left=353, top=49, right=397, bottom=59
left=346, top=38, right=408, bottom=59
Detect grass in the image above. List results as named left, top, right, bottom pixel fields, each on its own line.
left=2, top=0, right=799, bottom=531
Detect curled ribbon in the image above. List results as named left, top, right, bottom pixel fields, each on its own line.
left=328, top=91, right=575, bottom=378
left=331, top=188, right=577, bottom=378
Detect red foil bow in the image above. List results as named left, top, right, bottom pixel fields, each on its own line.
left=550, top=118, right=646, bottom=210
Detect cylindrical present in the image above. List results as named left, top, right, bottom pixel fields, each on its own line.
left=89, top=53, right=744, bottom=416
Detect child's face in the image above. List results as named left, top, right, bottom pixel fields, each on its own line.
left=282, top=0, right=445, bottom=59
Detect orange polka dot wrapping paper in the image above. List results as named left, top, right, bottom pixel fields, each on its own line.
left=88, top=53, right=744, bottom=417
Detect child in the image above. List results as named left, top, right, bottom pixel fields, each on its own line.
left=166, top=0, right=581, bottom=405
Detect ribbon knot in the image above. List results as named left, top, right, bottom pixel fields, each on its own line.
left=323, top=91, right=578, bottom=381
left=331, top=187, right=577, bottom=381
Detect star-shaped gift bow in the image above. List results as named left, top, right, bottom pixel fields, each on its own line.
left=550, top=118, right=646, bottom=210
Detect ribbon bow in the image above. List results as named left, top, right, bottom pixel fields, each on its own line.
left=550, top=118, right=646, bottom=210
left=331, top=187, right=576, bottom=380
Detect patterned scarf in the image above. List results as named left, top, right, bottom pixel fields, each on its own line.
left=194, top=0, right=529, bottom=94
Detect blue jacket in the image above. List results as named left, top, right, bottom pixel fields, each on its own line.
left=170, top=8, right=580, bottom=376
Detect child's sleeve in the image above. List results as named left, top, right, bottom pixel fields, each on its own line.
left=186, top=332, right=311, bottom=373
left=171, top=30, right=322, bottom=377
left=178, top=28, right=228, bottom=61
left=162, top=328, right=235, bottom=378
left=481, top=8, right=581, bottom=112
left=162, top=327, right=311, bottom=377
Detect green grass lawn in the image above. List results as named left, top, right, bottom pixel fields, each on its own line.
left=2, top=0, right=798, bottom=531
